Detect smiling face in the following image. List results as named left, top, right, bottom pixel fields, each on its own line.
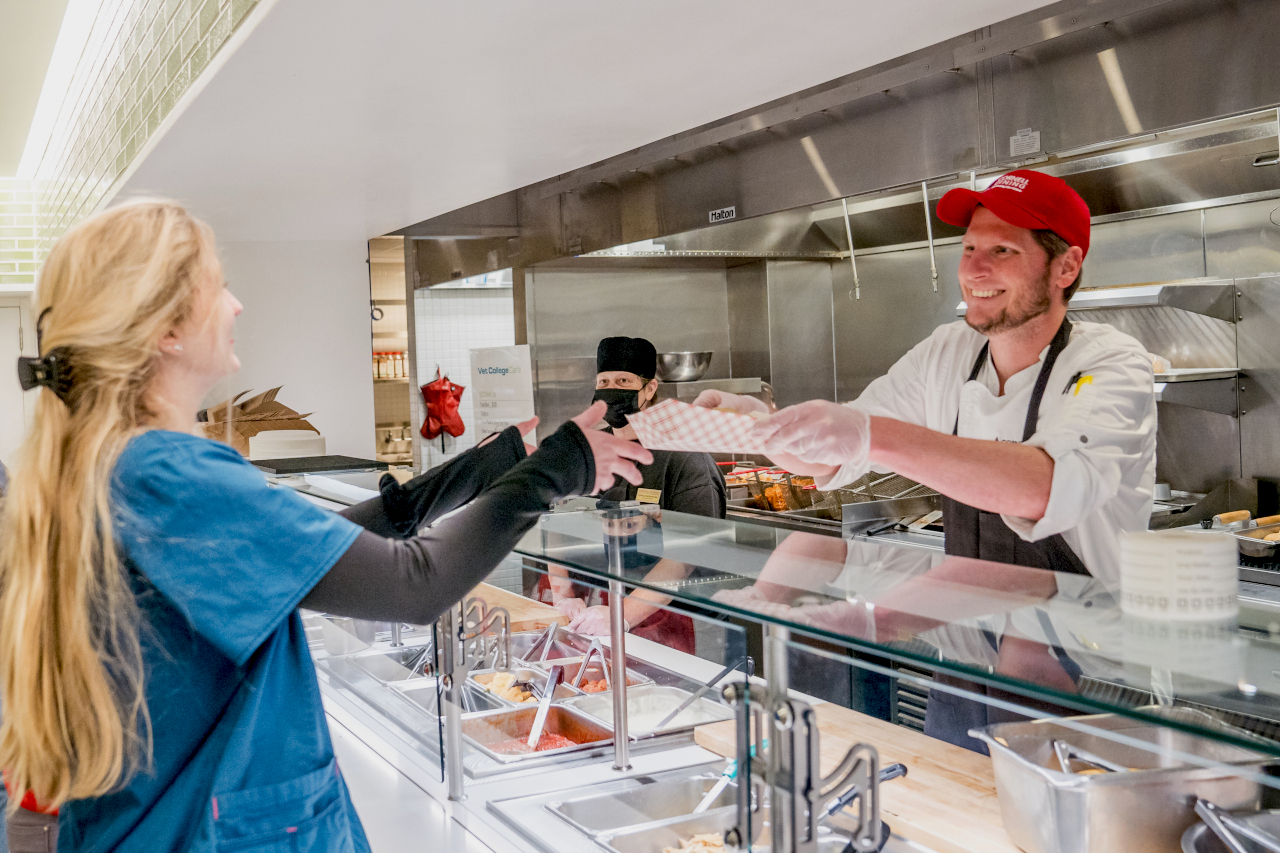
left=162, top=264, right=243, bottom=387
left=959, top=206, right=1082, bottom=336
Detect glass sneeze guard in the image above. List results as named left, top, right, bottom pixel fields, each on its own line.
left=514, top=506, right=1280, bottom=756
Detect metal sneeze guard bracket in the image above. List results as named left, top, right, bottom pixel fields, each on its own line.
left=722, top=677, right=882, bottom=853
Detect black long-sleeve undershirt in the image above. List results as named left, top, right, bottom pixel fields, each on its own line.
left=337, top=424, right=527, bottom=538
left=298, top=421, right=594, bottom=624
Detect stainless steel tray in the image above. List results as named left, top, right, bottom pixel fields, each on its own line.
left=534, top=657, right=653, bottom=693
left=565, top=684, right=733, bottom=738
left=1182, top=810, right=1280, bottom=852
left=1235, top=523, right=1280, bottom=559
left=391, top=679, right=507, bottom=716
left=333, top=644, right=435, bottom=684
left=461, top=705, right=613, bottom=764
left=547, top=770, right=733, bottom=835
left=972, top=712, right=1275, bottom=853
left=598, top=807, right=855, bottom=853
left=510, top=629, right=596, bottom=663
left=469, top=667, right=582, bottom=704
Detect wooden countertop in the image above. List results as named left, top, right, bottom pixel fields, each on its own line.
left=694, top=703, right=1019, bottom=853
left=466, top=583, right=566, bottom=633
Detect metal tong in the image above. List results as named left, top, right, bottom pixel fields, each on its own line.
left=1052, top=740, right=1130, bottom=775
left=571, top=639, right=610, bottom=690
left=1197, top=799, right=1280, bottom=853
left=526, top=664, right=565, bottom=750
left=652, top=657, right=754, bottom=732
left=528, top=621, right=560, bottom=663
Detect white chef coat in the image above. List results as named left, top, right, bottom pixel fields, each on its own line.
left=819, top=319, right=1157, bottom=588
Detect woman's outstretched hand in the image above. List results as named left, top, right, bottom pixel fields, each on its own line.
left=571, top=402, right=653, bottom=493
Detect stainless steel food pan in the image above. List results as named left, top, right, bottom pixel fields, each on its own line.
left=971, top=713, right=1274, bottom=853
left=547, top=771, right=734, bottom=835
left=469, top=667, right=582, bottom=704
left=461, top=705, right=613, bottom=764
left=539, top=657, right=652, bottom=693
left=337, top=643, right=434, bottom=684
left=1182, top=809, right=1280, bottom=852
left=1234, top=523, right=1280, bottom=559
left=391, top=679, right=506, bottom=716
left=565, top=684, right=733, bottom=738
left=599, top=806, right=854, bottom=853
left=509, top=629, right=594, bottom=663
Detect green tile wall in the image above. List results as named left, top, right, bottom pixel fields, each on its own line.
left=0, top=179, right=39, bottom=291
left=27, top=0, right=260, bottom=278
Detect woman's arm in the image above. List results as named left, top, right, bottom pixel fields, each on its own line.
left=337, top=425, right=526, bottom=538
left=302, top=414, right=652, bottom=623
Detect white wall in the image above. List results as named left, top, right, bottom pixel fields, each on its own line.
left=412, top=287, right=515, bottom=471
left=205, top=240, right=375, bottom=459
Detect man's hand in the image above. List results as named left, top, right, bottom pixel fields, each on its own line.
left=752, top=401, right=871, bottom=468
left=554, top=597, right=586, bottom=620
left=567, top=604, right=625, bottom=636
left=571, top=402, right=654, bottom=493
left=691, top=389, right=770, bottom=416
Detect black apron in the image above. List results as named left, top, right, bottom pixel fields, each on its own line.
left=941, top=317, right=1090, bottom=575
left=925, top=317, right=1088, bottom=753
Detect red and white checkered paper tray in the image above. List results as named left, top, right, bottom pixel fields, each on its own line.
left=627, top=399, right=768, bottom=455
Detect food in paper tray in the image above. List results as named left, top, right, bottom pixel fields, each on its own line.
left=663, top=833, right=725, bottom=853
left=483, top=671, right=536, bottom=704
left=489, top=733, right=576, bottom=754
left=627, top=400, right=769, bottom=455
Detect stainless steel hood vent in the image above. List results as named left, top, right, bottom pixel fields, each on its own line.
left=592, top=111, right=1280, bottom=262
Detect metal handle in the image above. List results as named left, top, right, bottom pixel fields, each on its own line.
left=921, top=180, right=939, bottom=293
left=1196, top=799, right=1253, bottom=853
left=842, top=198, right=861, bottom=301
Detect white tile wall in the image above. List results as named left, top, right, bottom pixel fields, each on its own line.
left=413, top=287, right=514, bottom=470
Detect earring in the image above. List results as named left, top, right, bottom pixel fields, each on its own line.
left=173, top=344, right=183, bottom=352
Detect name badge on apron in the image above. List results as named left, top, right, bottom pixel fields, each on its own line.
left=636, top=488, right=662, bottom=505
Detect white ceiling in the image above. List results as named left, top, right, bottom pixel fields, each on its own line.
left=120, top=0, right=1058, bottom=243
left=0, top=0, right=70, bottom=175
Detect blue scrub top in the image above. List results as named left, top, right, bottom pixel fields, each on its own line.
left=59, top=430, right=367, bottom=853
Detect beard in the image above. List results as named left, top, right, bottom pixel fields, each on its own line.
left=964, top=265, right=1054, bottom=335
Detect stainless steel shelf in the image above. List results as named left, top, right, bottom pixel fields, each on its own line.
left=956, top=278, right=1238, bottom=323
left=1156, top=368, right=1240, bottom=382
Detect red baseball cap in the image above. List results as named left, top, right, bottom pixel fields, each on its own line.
left=937, top=170, right=1091, bottom=257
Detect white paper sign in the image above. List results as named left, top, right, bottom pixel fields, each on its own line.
left=470, top=345, right=536, bottom=443
left=1010, top=127, right=1041, bottom=157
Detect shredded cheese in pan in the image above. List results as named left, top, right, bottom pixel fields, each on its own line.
left=663, top=833, right=726, bottom=853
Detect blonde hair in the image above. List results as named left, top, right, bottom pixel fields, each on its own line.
left=0, top=200, right=217, bottom=809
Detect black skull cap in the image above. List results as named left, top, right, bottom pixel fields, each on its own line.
left=596, top=336, right=658, bottom=381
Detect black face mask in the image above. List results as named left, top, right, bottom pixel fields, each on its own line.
left=592, top=388, right=642, bottom=429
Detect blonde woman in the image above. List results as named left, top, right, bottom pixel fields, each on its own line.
left=0, top=201, right=650, bottom=853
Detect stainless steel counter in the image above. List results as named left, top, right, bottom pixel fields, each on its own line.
left=322, top=631, right=923, bottom=853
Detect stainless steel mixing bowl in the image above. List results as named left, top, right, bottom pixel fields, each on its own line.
left=656, top=351, right=713, bottom=382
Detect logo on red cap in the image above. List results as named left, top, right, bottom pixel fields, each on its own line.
left=989, top=174, right=1030, bottom=193
left=937, top=169, right=1092, bottom=257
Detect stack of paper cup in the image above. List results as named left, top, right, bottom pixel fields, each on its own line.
left=1119, top=530, right=1237, bottom=620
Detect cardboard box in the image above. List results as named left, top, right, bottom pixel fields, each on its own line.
left=199, top=387, right=317, bottom=457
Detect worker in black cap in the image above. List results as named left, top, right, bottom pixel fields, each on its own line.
left=540, top=336, right=727, bottom=654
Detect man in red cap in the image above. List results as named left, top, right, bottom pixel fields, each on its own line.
left=699, top=170, right=1156, bottom=588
